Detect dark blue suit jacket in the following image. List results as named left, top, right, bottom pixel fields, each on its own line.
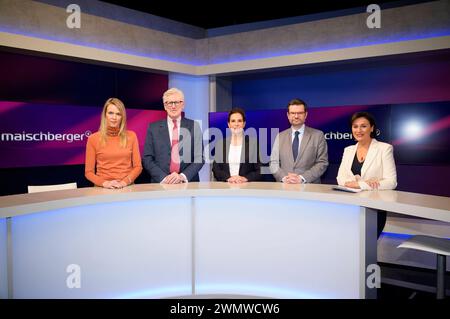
left=143, top=117, right=204, bottom=183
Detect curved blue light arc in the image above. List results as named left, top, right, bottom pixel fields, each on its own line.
left=0, top=28, right=203, bottom=66
left=207, top=31, right=450, bottom=64
left=196, top=283, right=337, bottom=299
left=114, top=285, right=192, bottom=299
left=382, top=232, right=450, bottom=240
left=2, top=27, right=449, bottom=67
left=114, top=284, right=337, bottom=299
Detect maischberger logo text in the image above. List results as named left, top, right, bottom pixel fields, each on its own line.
left=325, top=129, right=381, bottom=140
left=1, top=131, right=91, bottom=143
left=324, top=131, right=353, bottom=140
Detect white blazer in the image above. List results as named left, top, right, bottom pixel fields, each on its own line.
left=337, top=139, right=397, bottom=190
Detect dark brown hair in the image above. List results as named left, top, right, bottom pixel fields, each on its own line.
left=228, top=107, right=246, bottom=123
left=287, top=98, right=308, bottom=113
left=350, top=112, right=377, bottom=138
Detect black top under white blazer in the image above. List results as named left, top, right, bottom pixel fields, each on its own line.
left=337, top=139, right=397, bottom=190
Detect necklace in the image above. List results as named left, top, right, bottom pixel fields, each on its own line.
left=357, top=148, right=367, bottom=162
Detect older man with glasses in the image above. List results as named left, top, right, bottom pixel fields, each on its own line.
left=270, top=98, right=328, bottom=184
left=143, top=88, right=204, bottom=184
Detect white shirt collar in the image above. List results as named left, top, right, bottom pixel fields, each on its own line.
left=291, top=124, right=305, bottom=135
left=167, top=116, right=181, bottom=126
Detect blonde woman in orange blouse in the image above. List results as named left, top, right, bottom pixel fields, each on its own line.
left=85, top=98, right=142, bottom=188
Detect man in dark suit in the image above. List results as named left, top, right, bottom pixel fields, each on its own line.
left=143, top=88, right=204, bottom=183
left=270, top=98, right=328, bottom=184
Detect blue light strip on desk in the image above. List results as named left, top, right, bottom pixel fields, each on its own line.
left=195, top=283, right=336, bottom=299
left=382, top=232, right=450, bottom=240
left=114, top=284, right=336, bottom=299
left=114, top=285, right=192, bottom=299
left=381, top=232, right=414, bottom=240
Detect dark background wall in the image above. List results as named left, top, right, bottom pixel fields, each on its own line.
left=1, top=49, right=450, bottom=197
left=221, top=50, right=450, bottom=196
left=230, top=51, right=450, bottom=109
left=0, top=50, right=168, bottom=195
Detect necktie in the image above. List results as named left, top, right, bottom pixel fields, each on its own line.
left=292, top=131, right=300, bottom=161
left=169, top=119, right=180, bottom=173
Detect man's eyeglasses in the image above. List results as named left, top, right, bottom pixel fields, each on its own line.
left=289, top=111, right=306, bottom=116
left=164, top=101, right=183, bottom=107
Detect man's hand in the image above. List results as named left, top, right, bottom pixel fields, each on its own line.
left=162, top=172, right=183, bottom=184
left=283, top=173, right=302, bottom=184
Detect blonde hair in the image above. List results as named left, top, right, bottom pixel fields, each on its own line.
left=163, top=88, right=184, bottom=102
left=99, top=98, right=128, bottom=147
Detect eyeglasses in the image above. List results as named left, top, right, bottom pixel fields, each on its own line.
left=289, top=112, right=306, bottom=116
left=164, top=101, right=183, bottom=107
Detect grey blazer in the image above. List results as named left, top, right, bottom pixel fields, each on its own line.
left=142, top=117, right=204, bottom=183
left=269, top=126, right=329, bottom=183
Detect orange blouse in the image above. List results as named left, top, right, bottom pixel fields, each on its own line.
left=85, top=130, right=142, bottom=187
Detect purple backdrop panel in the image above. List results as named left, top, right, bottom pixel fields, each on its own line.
left=209, top=102, right=450, bottom=165
left=209, top=104, right=390, bottom=164
left=0, top=51, right=168, bottom=108
left=209, top=102, right=450, bottom=196
left=0, top=101, right=166, bottom=168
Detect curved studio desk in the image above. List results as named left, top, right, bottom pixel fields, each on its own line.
left=0, top=182, right=449, bottom=299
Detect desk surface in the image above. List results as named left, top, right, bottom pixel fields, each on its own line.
left=0, top=182, right=449, bottom=222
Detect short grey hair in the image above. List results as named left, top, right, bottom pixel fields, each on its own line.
left=163, top=88, right=184, bottom=102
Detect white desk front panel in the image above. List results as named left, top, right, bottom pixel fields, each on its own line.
left=195, top=197, right=363, bottom=298
left=11, top=198, right=192, bottom=298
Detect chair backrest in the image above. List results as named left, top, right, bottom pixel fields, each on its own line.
left=27, top=182, right=78, bottom=193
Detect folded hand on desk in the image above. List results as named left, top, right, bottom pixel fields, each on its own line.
left=344, top=175, right=380, bottom=190
left=102, top=180, right=127, bottom=189
left=282, top=173, right=303, bottom=184
left=161, top=172, right=185, bottom=184
left=227, top=175, right=248, bottom=183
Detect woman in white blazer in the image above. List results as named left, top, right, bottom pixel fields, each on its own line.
left=337, top=112, right=397, bottom=237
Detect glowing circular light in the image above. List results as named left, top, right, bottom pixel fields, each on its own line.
left=403, top=121, right=423, bottom=139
